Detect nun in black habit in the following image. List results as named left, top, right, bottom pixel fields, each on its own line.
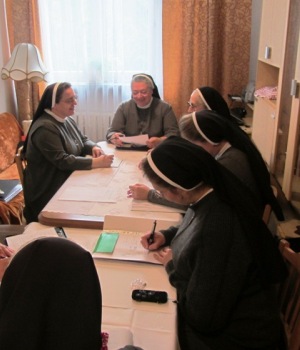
left=0, top=237, right=102, bottom=350
left=179, top=109, right=284, bottom=221
left=140, top=136, right=286, bottom=350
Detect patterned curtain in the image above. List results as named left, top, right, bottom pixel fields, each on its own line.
left=163, top=0, right=252, bottom=118
left=5, top=0, right=45, bottom=123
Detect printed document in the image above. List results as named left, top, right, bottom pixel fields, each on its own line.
left=119, top=134, right=149, bottom=145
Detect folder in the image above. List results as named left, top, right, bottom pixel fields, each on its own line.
left=0, top=179, right=22, bottom=202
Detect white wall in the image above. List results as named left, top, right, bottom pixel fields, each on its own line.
left=0, top=0, right=17, bottom=115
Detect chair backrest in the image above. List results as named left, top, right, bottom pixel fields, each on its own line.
left=278, top=239, right=300, bottom=350
left=15, top=146, right=27, bottom=187
left=0, top=113, right=22, bottom=172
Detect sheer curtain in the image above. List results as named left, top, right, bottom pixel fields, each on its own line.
left=38, top=0, right=162, bottom=141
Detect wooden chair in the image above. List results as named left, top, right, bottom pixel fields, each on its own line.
left=278, top=239, right=300, bottom=350
left=15, top=146, right=27, bottom=187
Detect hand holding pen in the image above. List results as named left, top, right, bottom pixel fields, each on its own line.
left=109, top=133, right=125, bottom=146
left=141, top=220, right=166, bottom=250
left=147, top=220, right=157, bottom=245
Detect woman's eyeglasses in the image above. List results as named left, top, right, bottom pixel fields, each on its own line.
left=187, top=101, right=197, bottom=109
left=132, top=90, right=151, bottom=96
left=62, top=96, right=78, bottom=104
left=187, top=101, right=206, bottom=111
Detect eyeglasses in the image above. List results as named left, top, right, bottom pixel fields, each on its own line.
left=132, top=90, right=151, bottom=96
left=187, top=101, right=197, bottom=109
left=62, top=96, right=78, bottom=104
left=187, top=101, right=206, bottom=111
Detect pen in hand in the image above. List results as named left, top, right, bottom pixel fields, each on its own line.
left=109, top=133, right=125, bottom=141
left=148, top=220, right=157, bottom=245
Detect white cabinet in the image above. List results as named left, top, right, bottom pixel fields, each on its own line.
left=252, top=0, right=300, bottom=214
left=281, top=24, right=300, bottom=208
left=258, top=0, right=289, bottom=67
left=252, top=97, right=276, bottom=166
left=251, top=60, right=281, bottom=169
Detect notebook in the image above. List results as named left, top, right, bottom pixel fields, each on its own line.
left=92, top=215, right=180, bottom=264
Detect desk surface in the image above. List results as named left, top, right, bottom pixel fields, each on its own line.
left=9, top=223, right=179, bottom=350
left=39, top=142, right=182, bottom=229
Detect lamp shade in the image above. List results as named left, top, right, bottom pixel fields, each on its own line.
left=1, top=43, right=48, bottom=82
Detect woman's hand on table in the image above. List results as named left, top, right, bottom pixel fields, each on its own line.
left=153, top=247, right=173, bottom=266
left=0, top=243, right=14, bottom=258
left=0, top=244, right=14, bottom=282
left=127, top=184, right=150, bottom=200
left=146, top=136, right=167, bottom=149
left=92, top=146, right=105, bottom=158
left=92, top=154, right=114, bottom=168
left=0, top=257, right=11, bottom=281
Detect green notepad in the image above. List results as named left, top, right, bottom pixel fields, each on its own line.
left=94, top=232, right=119, bottom=253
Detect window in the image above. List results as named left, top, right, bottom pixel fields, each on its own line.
left=38, top=0, right=162, bottom=140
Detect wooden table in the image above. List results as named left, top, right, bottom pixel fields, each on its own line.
left=7, top=222, right=180, bottom=350
left=39, top=142, right=182, bottom=229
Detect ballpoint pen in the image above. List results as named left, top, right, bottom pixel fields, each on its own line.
left=109, top=133, right=125, bottom=141
left=148, top=220, right=157, bottom=245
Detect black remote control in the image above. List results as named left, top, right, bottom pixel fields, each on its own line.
left=132, top=289, right=168, bottom=303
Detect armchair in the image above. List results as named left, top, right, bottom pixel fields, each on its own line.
left=0, top=113, right=24, bottom=224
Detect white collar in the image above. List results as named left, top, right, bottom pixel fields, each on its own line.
left=215, top=142, right=231, bottom=160
left=45, top=109, right=67, bottom=123
left=191, top=188, right=214, bottom=205
left=136, top=97, right=153, bottom=109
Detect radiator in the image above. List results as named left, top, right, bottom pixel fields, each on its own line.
left=73, top=113, right=112, bottom=142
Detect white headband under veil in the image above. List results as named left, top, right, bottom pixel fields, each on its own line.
left=51, top=82, right=61, bottom=108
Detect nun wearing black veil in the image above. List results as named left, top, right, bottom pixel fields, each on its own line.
left=0, top=237, right=102, bottom=350
left=179, top=109, right=284, bottom=221
left=23, top=82, right=114, bottom=223
left=128, top=109, right=284, bottom=222
left=140, top=136, right=286, bottom=350
left=106, top=73, right=179, bottom=149
left=187, top=86, right=232, bottom=119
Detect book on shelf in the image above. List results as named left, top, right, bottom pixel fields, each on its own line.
left=0, top=179, right=22, bottom=202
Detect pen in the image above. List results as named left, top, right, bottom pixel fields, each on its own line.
left=55, top=227, right=67, bottom=238
left=110, top=134, right=125, bottom=141
left=148, top=220, right=157, bottom=245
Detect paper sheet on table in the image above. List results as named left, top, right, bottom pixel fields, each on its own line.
left=119, top=134, right=149, bottom=145
left=6, top=226, right=59, bottom=252
left=85, top=154, right=122, bottom=168
left=131, top=200, right=186, bottom=213
left=111, top=156, right=122, bottom=167
left=59, top=186, right=118, bottom=202
left=106, top=328, right=133, bottom=349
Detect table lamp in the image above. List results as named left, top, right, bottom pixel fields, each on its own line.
left=1, top=43, right=49, bottom=124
